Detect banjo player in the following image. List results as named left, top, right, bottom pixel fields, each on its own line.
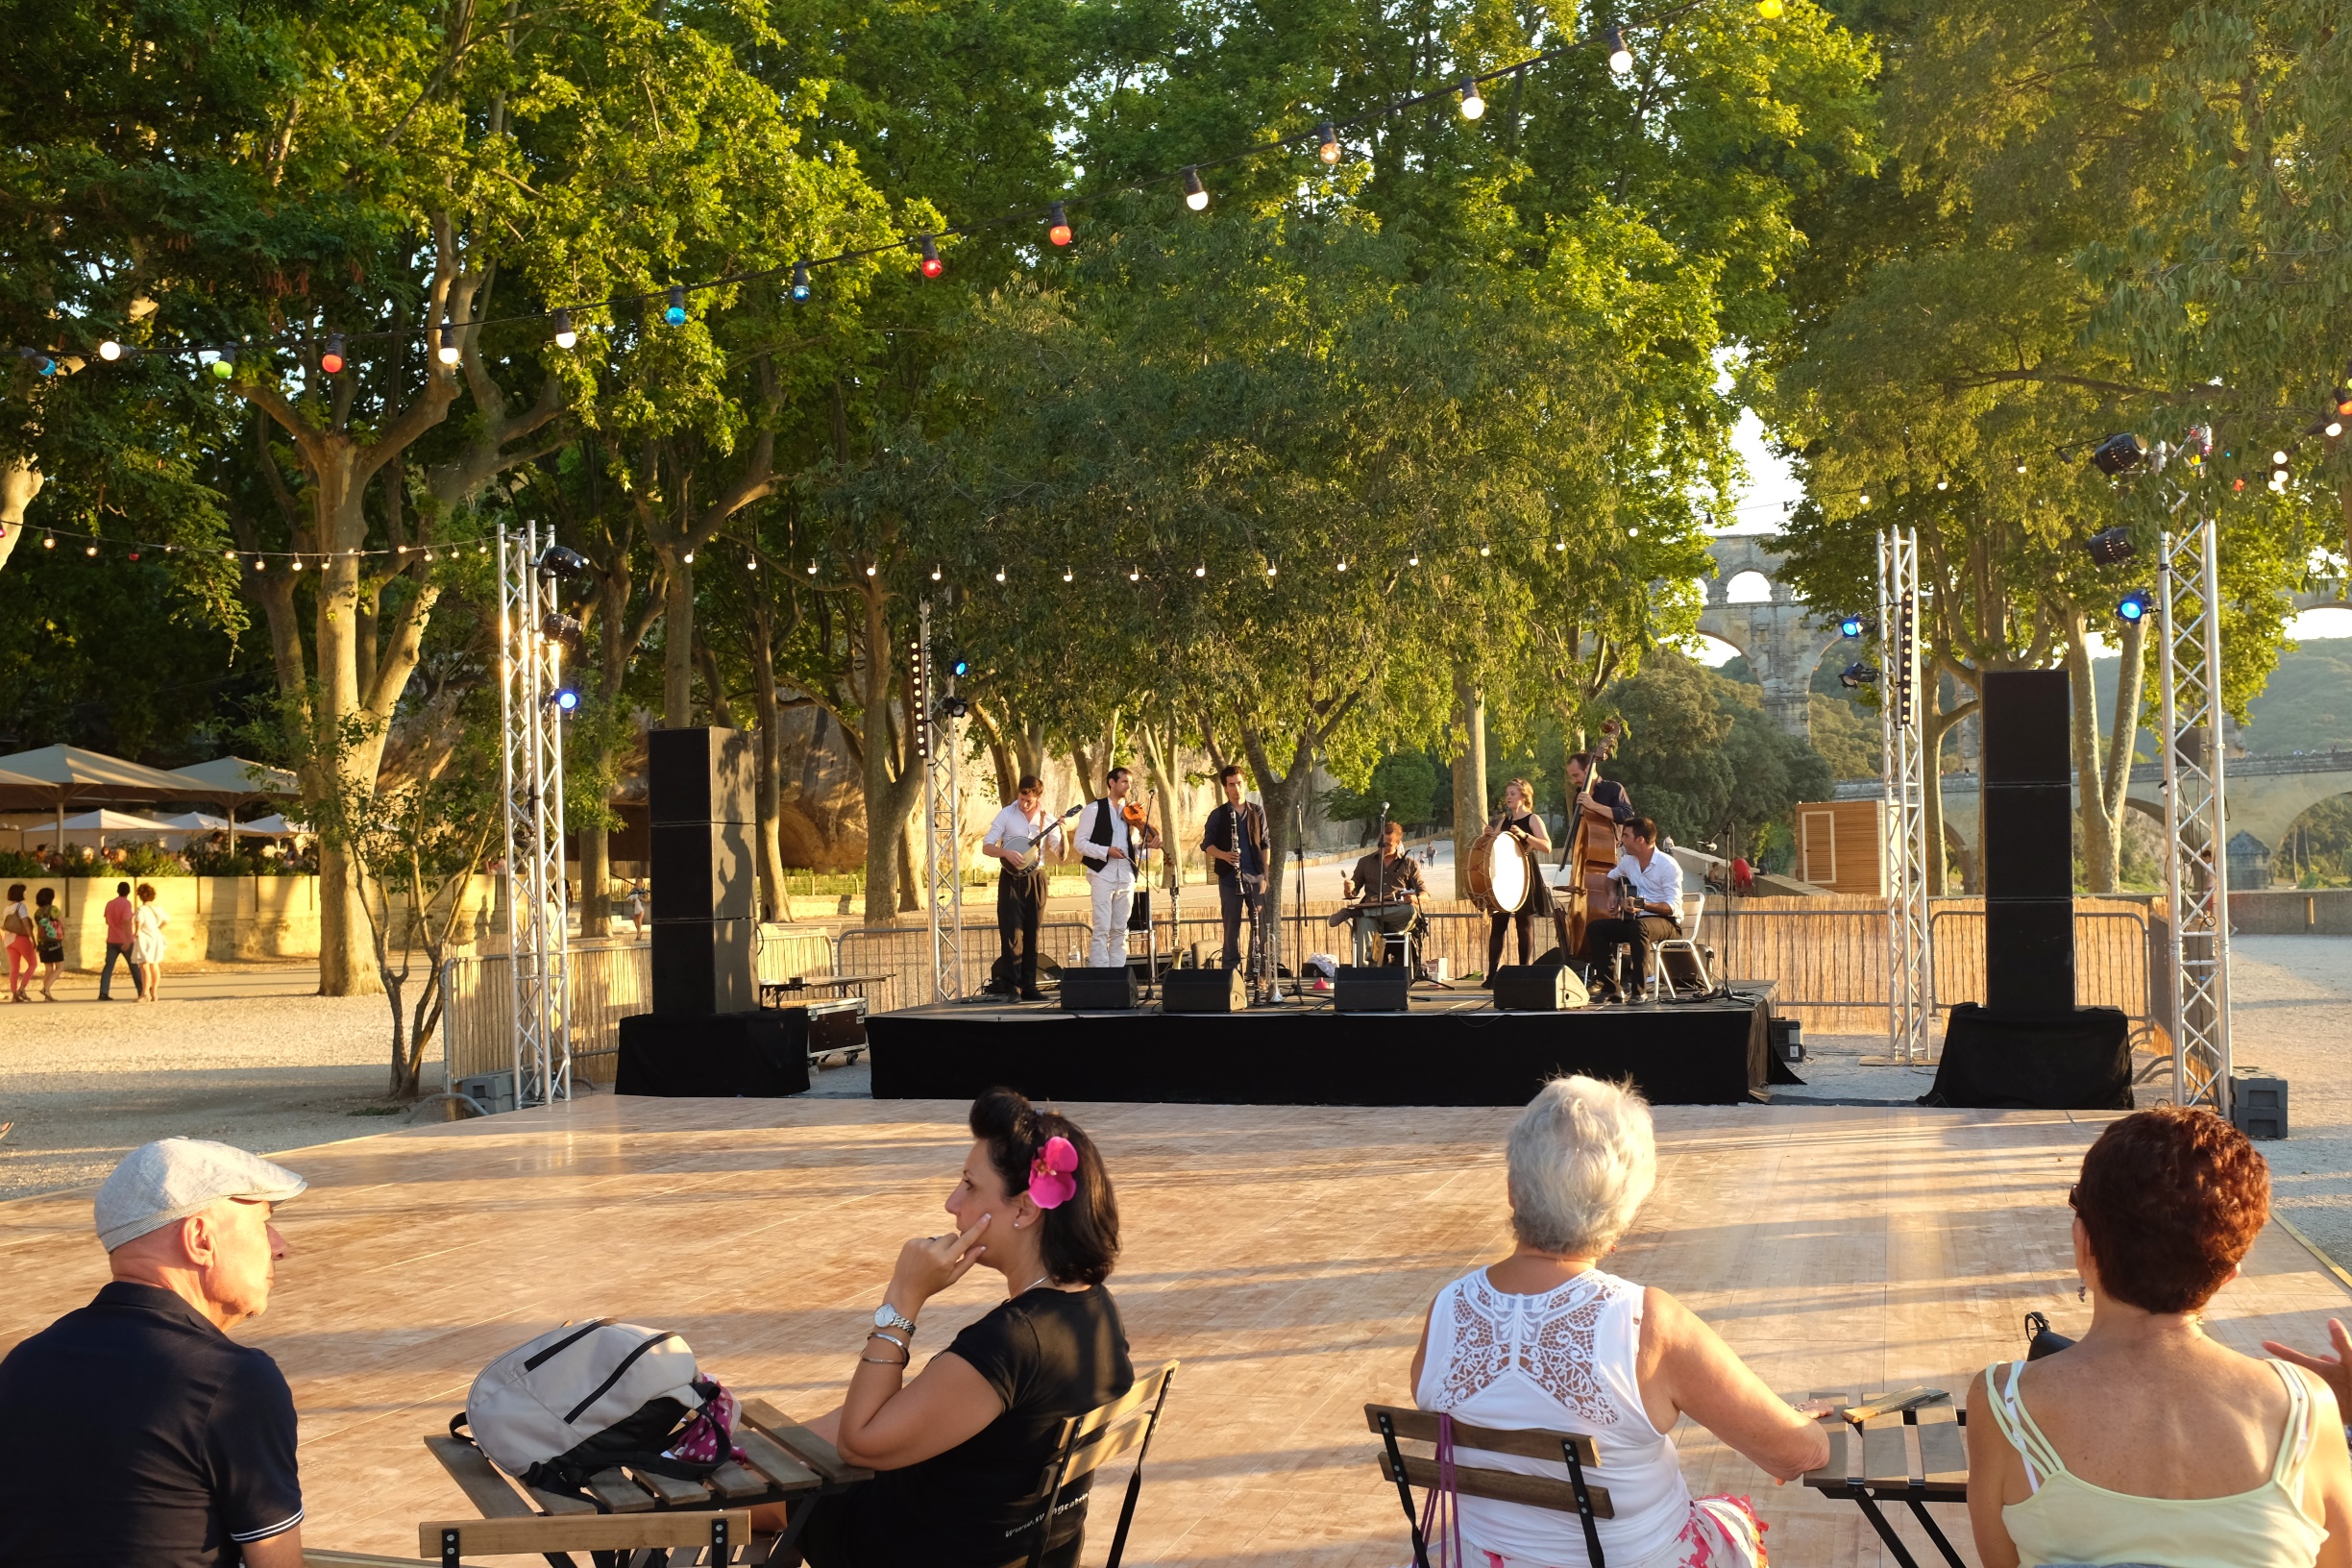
left=980, top=774, right=1066, bottom=1000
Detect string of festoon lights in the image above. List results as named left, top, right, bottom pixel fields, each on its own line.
left=0, top=517, right=503, bottom=571
left=2, top=0, right=1773, bottom=377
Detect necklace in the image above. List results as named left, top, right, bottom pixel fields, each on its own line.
left=1018, top=1273, right=1053, bottom=1295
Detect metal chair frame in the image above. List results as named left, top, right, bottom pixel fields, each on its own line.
left=1655, top=893, right=1710, bottom=997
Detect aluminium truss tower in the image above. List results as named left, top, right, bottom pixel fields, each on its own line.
left=2158, top=520, right=2232, bottom=1114
left=917, top=599, right=966, bottom=1003
left=1878, top=527, right=1933, bottom=1064
left=496, top=521, right=572, bottom=1109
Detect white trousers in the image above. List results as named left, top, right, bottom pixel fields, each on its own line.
left=1087, top=866, right=1135, bottom=967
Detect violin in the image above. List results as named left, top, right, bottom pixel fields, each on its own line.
left=1121, top=797, right=1164, bottom=849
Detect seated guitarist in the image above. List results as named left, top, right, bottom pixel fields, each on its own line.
left=980, top=775, right=1064, bottom=1000
left=1579, top=817, right=1683, bottom=1002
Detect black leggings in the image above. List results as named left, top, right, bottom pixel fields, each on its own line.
left=1487, top=910, right=1534, bottom=975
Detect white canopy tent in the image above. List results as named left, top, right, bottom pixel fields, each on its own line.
left=168, top=756, right=301, bottom=854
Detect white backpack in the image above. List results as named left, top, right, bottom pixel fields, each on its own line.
left=457, top=1319, right=735, bottom=1498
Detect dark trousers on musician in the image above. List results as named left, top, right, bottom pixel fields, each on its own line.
left=1487, top=910, right=1537, bottom=976
left=1216, top=875, right=1262, bottom=971
left=996, top=871, right=1044, bottom=994
left=1580, top=914, right=1679, bottom=993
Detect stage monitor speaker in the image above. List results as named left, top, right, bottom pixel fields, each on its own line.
left=1335, top=965, right=1409, bottom=1014
left=650, top=918, right=757, bottom=1016
left=1162, top=967, right=1247, bottom=1014
left=1982, top=670, right=2070, bottom=785
left=1981, top=783, right=2072, bottom=900
left=615, top=1009, right=808, bottom=1096
left=648, top=726, right=755, bottom=824
left=1061, top=967, right=1139, bottom=1012
left=1491, top=965, right=1586, bottom=1012
left=1985, top=897, right=2074, bottom=1016
left=649, top=819, right=757, bottom=921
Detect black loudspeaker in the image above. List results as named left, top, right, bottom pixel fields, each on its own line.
left=1162, top=967, right=1247, bottom=1014
left=1061, top=967, right=1139, bottom=1012
left=649, top=820, right=757, bottom=921
left=615, top=1010, right=809, bottom=1096
left=648, top=726, right=756, bottom=823
left=1982, top=672, right=2070, bottom=784
left=650, top=919, right=758, bottom=1016
left=1985, top=898, right=2074, bottom=1016
left=1981, top=784, right=2072, bottom=899
left=1335, top=965, right=1410, bottom=1013
left=1491, top=965, right=1580, bottom=1012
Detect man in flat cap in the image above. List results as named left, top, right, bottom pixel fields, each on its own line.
left=0, top=1138, right=308, bottom=1567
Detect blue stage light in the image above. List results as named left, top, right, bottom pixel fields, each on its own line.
left=2118, top=590, right=2150, bottom=624
left=1840, top=615, right=1865, bottom=639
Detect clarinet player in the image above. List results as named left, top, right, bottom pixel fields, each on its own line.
left=1199, top=764, right=1269, bottom=976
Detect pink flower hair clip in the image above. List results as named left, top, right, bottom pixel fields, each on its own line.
left=1028, top=1135, right=1079, bottom=1210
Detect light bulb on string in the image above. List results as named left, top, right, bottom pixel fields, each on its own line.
left=222, top=549, right=235, bottom=560
left=1458, top=77, right=1485, bottom=119
left=1063, top=568, right=1074, bottom=582
left=551, top=309, right=578, bottom=350
left=918, top=235, right=943, bottom=278
left=2016, top=460, right=2027, bottom=474
left=1265, top=564, right=1278, bottom=576
left=930, top=565, right=942, bottom=581
left=806, top=561, right=819, bottom=576
left=84, top=543, right=97, bottom=557
left=40, top=531, right=54, bottom=550
left=2329, top=420, right=2344, bottom=438
left=1859, top=493, right=1871, bottom=506
left=208, top=347, right=234, bottom=380
left=1936, top=478, right=1948, bottom=491
left=97, top=339, right=122, bottom=361
left=746, top=555, right=757, bottom=572
left=1193, top=564, right=1206, bottom=577
left=866, top=564, right=877, bottom=576
left=320, top=333, right=346, bottom=375
left=1605, top=26, right=1633, bottom=73
left=435, top=308, right=463, bottom=367
left=683, top=550, right=695, bottom=564
left=290, top=556, right=304, bottom=571
left=1316, top=122, right=1341, bottom=164
left=1555, top=539, right=1566, bottom=551
left=665, top=286, right=688, bottom=326
left=994, top=566, right=1007, bottom=583
left=790, top=263, right=812, bottom=302
left=1183, top=168, right=1210, bottom=211
left=1479, top=543, right=1491, bottom=556
left=1756, top=0, right=1783, bottom=15
left=2274, top=450, right=2291, bottom=465
left=1047, top=204, right=1072, bottom=247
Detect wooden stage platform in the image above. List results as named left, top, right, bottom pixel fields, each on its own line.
left=4, top=1097, right=2349, bottom=1566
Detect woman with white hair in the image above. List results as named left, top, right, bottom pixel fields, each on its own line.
left=1411, top=1075, right=1827, bottom=1567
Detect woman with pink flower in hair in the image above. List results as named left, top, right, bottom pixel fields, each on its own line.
left=768, top=1088, right=1133, bottom=1568
left=1411, top=1076, right=1828, bottom=1567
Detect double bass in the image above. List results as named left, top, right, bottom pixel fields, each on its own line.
left=1555, top=717, right=1627, bottom=961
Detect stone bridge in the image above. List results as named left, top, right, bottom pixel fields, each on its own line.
left=1695, top=534, right=1845, bottom=738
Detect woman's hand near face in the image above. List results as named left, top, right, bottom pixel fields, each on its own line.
left=889, top=1213, right=992, bottom=1313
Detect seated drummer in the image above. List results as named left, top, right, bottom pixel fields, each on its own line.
left=761, top=1090, right=1133, bottom=1568
left=1579, top=817, right=1682, bottom=1002
left=1344, top=821, right=1424, bottom=967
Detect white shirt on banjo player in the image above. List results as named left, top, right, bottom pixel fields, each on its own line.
left=982, top=802, right=1064, bottom=861
left=1612, top=846, right=1683, bottom=916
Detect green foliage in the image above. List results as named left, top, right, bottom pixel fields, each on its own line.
left=2243, top=642, right=2352, bottom=755
left=1324, top=750, right=1444, bottom=838
left=1603, top=651, right=1831, bottom=851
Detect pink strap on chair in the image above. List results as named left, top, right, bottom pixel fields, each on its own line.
left=1416, top=1412, right=1464, bottom=1567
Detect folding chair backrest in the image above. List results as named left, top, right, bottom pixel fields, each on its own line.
left=1023, top=1360, right=1179, bottom=1568
left=1680, top=893, right=1704, bottom=943
left=1366, top=1404, right=1615, bottom=1566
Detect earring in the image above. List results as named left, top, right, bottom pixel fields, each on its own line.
left=2076, top=1282, right=2087, bottom=1303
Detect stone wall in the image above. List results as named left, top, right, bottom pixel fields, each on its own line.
left=12, top=876, right=501, bottom=968
left=2228, top=888, right=2352, bottom=935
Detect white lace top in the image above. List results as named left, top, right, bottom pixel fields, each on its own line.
left=1415, top=1266, right=1693, bottom=1568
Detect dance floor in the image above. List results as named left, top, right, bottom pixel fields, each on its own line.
left=3, top=1097, right=2349, bottom=1566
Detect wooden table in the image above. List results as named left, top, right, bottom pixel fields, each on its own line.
left=420, top=1397, right=869, bottom=1565
left=1799, top=1386, right=1969, bottom=1568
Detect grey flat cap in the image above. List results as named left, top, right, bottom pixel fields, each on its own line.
left=94, top=1139, right=308, bottom=1251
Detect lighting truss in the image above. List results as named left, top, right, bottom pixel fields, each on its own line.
left=917, top=598, right=966, bottom=1003
left=496, top=521, right=572, bottom=1109
left=1878, top=527, right=1933, bottom=1065
left=2158, top=520, right=2232, bottom=1114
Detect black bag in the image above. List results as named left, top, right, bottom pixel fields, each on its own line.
left=2024, top=1310, right=2075, bottom=1360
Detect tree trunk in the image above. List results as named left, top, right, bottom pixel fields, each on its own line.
left=1450, top=667, right=1488, bottom=898
left=858, top=582, right=923, bottom=924
left=0, top=457, right=41, bottom=576
left=662, top=552, right=695, bottom=727
left=1137, top=711, right=1184, bottom=893
left=2066, top=608, right=2146, bottom=893
left=578, top=825, right=612, bottom=938
left=1241, top=728, right=1317, bottom=985
left=747, top=594, right=789, bottom=922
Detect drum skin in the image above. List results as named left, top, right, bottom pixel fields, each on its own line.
left=1467, top=825, right=1532, bottom=914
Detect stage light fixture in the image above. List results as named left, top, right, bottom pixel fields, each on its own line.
left=1840, top=614, right=1865, bottom=639
left=2085, top=526, right=2135, bottom=566
left=1459, top=78, right=1485, bottom=119
left=665, top=286, right=688, bottom=325
left=1605, top=27, right=1633, bottom=73
left=541, top=611, right=587, bottom=652
left=320, top=333, right=346, bottom=375
left=2092, top=432, right=2146, bottom=476
left=1183, top=168, right=1210, bottom=210
left=937, top=694, right=970, bottom=721
left=1047, top=204, right=1072, bottom=246
left=551, top=309, right=578, bottom=349
left=1839, top=662, right=1878, bottom=690
left=535, top=544, right=590, bottom=579
left=2117, top=590, right=2150, bottom=624
left=549, top=687, right=581, bottom=713
left=1317, top=123, right=1342, bottom=163
left=791, top=264, right=812, bottom=302
left=97, top=338, right=122, bottom=361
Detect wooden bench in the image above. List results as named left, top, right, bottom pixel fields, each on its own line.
left=421, top=1397, right=870, bottom=1566
left=1797, top=1385, right=1968, bottom=1568
left=1366, top=1404, right=1615, bottom=1567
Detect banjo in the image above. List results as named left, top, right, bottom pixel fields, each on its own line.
left=1005, top=804, right=1084, bottom=873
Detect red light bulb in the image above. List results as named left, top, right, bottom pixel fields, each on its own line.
left=320, top=332, right=346, bottom=376
left=1047, top=203, right=1072, bottom=247
left=919, top=234, right=943, bottom=278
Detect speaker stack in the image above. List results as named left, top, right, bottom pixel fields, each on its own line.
left=617, top=727, right=807, bottom=1096
left=1925, top=672, right=2130, bottom=1110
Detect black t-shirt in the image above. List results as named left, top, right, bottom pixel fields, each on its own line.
left=0, top=1282, right=304, bottom=1567
left=859, top=1285, right=1133, bottom=1567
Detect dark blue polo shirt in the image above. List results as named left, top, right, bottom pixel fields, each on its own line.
left=0, top=1281, right=304, bottom=1566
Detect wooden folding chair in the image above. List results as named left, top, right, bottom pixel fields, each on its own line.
left=1366, top=1404, right=1615, bottom=1567
left=1017, top=1360, right=1179, bottom=1568
left=1796, top=1385, right=1968, bottom=1568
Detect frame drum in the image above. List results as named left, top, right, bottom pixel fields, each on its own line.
left=1467, top=825, right=1531, bottom=914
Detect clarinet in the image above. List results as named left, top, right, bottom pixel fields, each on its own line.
left=1239, top=802, right=1271, bottom=1001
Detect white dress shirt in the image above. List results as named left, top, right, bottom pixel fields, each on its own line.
left=1613, top=846, right=1683, bottom=917
left=982, top=802, right=1063, bottom=858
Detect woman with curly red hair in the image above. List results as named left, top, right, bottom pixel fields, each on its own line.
left=1967, top=1107, right=2352, bottom=1568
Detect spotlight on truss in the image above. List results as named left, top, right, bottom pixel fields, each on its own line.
left=2092, top=432, right=2147, bottom=476
left=2085, top=526, right=2136, bottom=567
left=1839, top=662, right=1878, bottom=690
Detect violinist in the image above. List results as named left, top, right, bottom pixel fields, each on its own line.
left=1075, top=768, right=1156, bottom=967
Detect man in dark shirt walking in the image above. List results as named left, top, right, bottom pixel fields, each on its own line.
left=0, top=1138, right=309, bottom=1567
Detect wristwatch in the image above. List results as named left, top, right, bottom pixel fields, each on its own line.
left=872, top=1302, right=917, bottom=1337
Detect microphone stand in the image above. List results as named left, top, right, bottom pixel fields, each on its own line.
left=1290, top=798, right=1311, bottom=1000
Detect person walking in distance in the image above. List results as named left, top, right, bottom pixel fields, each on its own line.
left=1074, top=768, right=1144, bottom=968
left=32, top=888, right=64, bottom=1001
left=3, top=884, right=33, bottom=1002
left=131, top=882, right=169, bottom=1003
left=1198, top=764, right=1269, bottom=977
left=102, top=880, right=144, bottom=1000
